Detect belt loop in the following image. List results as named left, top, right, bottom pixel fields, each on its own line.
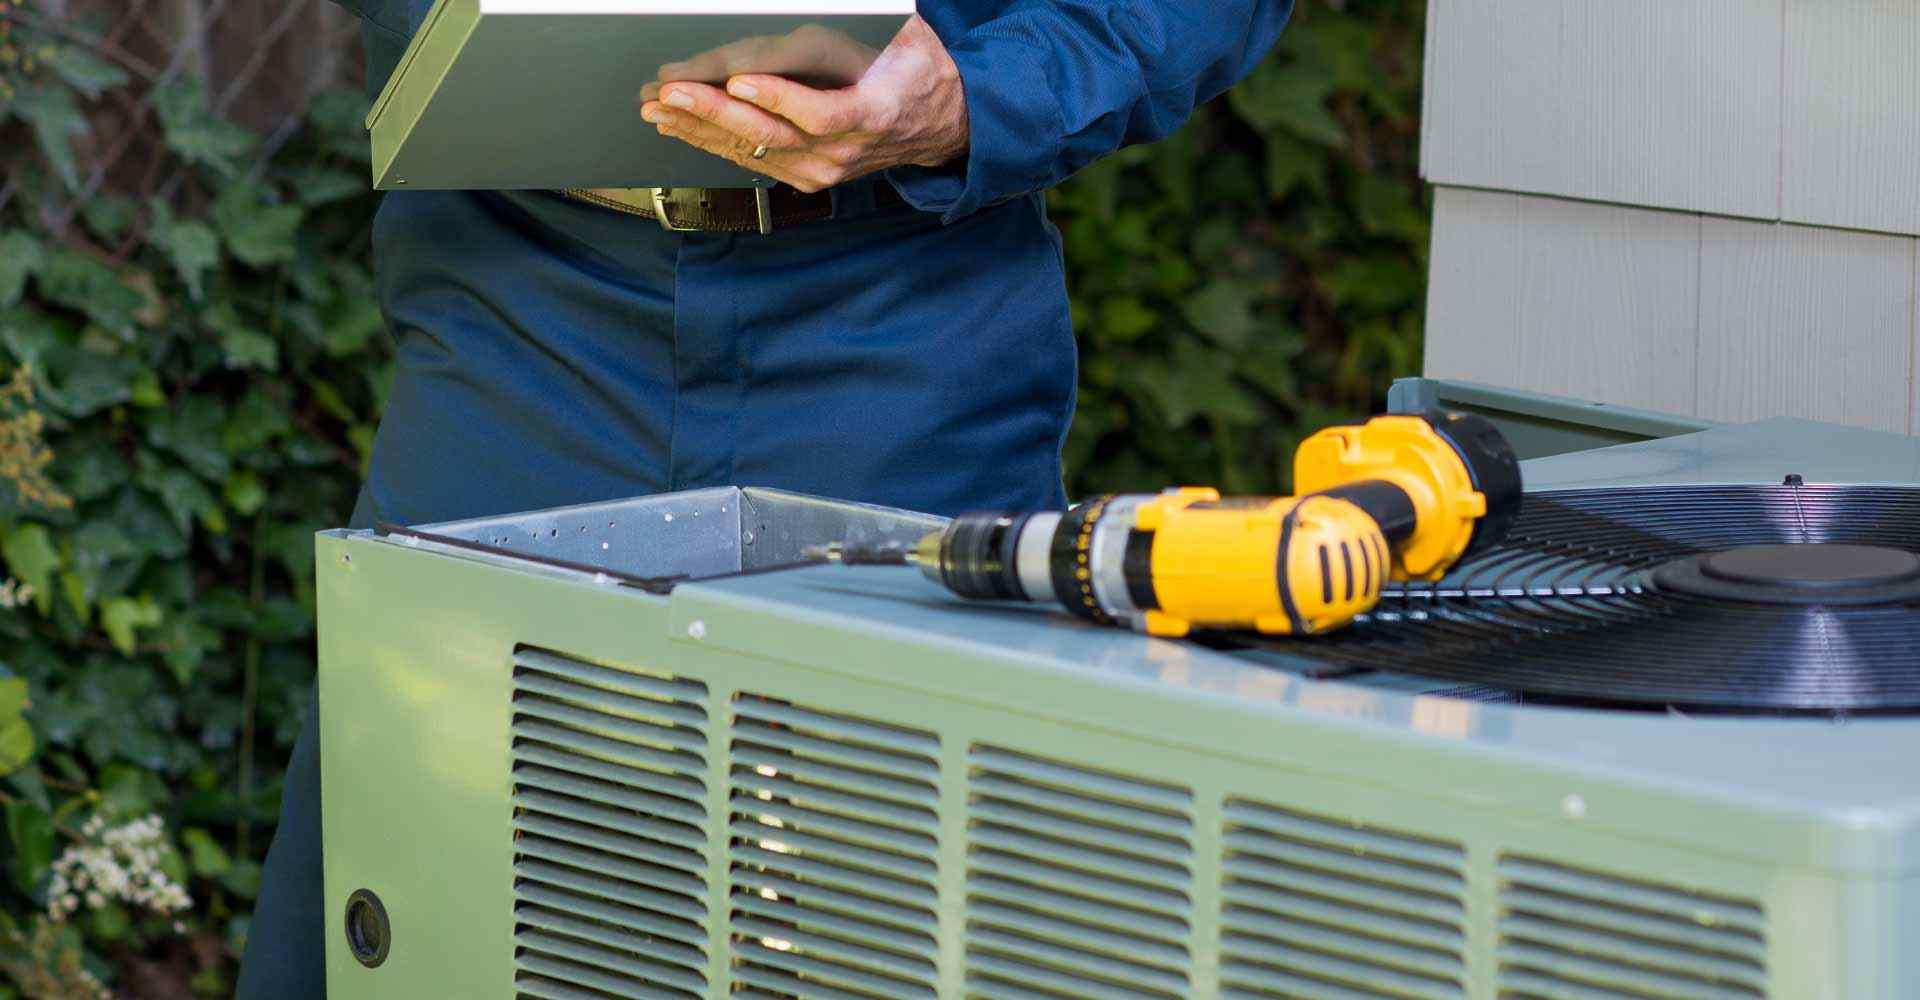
left=753, top=186, right=773, bottom=235
left=830, top=180, right=877, bottom=221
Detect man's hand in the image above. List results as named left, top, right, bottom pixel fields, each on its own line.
left=640, top=24, right=880, bottom=103
left=640, top=16, right=969, bottom=194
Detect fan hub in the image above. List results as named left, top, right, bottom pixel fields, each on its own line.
left=1653, top=543, right=1920, bottom=605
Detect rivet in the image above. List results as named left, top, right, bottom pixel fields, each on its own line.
left=664, top=513, right=674, bottom=522
left=687, top=620, right=707, bottom=640
left=1561, top=794, right=1587, bottom=820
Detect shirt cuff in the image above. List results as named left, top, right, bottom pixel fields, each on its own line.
left=885, top=22, right=1063, bottom=224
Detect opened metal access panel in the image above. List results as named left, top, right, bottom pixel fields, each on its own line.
left=319, top=426, right=1920, bottom=999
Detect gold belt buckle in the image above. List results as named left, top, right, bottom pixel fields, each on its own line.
left=649, top=187, right=777, bottom=235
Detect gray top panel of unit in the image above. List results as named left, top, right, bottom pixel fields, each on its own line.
left=679, top=420, right=1920, bottom=831
left=1526, top=417, right=1920, bottom=489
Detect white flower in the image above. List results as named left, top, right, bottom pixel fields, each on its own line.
left=44, top=814, right=194, bottom=928
left=0, top=577, right=33, bottom=609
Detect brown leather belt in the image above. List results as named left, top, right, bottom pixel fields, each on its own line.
left=560, top=183, right=906, bottom=234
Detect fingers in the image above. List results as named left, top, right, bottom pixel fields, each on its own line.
left=656, top=34, right=778, bottom=84
left=725, top=75, right=871, bottom=136
left=761, top=24, right=879, bottom=84
left=638, top=78, right=879, bottom=193
left=653, top=27, right=874, bottom=91
left=646, top=106, right=831, bottom=190
left=647, top=107, right=776, bottom=168
left=655, top=115, right=848, bottom=192
left=646, top=83, right=807, bottom=156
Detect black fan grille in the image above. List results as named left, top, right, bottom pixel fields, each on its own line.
left=1303, top=484, right=1920, bottom=713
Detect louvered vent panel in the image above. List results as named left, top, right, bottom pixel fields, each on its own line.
left=728, top=696, right=943, bottom=1000
left=1219, top=797, right=1468, bottom=1000
left=509, top=647, right=711, bottom=1000
left=964, top=746, right=1196, bottom=999
left=1497, top=855, right=1766, bottom=1000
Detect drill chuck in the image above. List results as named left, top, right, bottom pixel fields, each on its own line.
left=916, top=411, right=1521, bottom=637
left=929, top=492, right=1394, bottom=635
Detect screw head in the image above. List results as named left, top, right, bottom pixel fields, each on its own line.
left=1561, top=794, right=1588, bottom=820
left=687, top=620, right=707, bottom=640
left=344, top=889, right=391, bottom=968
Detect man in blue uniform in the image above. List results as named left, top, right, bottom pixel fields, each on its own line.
left=236, top=1, right=1294, bottom=994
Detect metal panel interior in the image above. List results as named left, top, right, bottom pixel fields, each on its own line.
left=412, top=486, right=943, bottom=579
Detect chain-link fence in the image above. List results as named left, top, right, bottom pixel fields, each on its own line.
left=3, top=0, right=364, bottom=248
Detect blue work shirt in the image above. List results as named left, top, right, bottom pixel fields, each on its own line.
left=237, top=1, right=1293, bottom=996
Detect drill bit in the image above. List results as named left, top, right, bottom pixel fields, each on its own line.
left=804, top=541, right=918, bottom=566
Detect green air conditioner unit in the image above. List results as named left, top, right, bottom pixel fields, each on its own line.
left=318, top=401, right=1920, bottom=1000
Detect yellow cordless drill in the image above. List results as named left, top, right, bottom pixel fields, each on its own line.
left=819, top=411, right=1521, bottom=637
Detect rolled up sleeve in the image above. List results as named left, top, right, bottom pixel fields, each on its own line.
left=889, top=0, right=1295, bottom=222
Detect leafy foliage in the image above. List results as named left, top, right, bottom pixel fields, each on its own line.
left=0, top=0, right=1425, bottom=993
left=1054, top=0, right=1429, bottom=496
left=0, top=6, right=389, bottom=993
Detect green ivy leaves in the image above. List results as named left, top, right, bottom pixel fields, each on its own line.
left=0, top=234, right=45, bottom=309
left=5, top=802, right=53, bottom=896
left=1182, top=281, right=1258, bottom=351
left=1231, top=61, right=1346, bottom=148
left=99, top=596, right=162, bottom=657
left=0, top=44, right=128, bottom=193
left=212, top=186, right=304, bottom=270
left=149, top=206, right=221, bottom=301
left=1, top=16, right=386, bottom=986
left=0, top=679, right=36, bottom=777
left=9, top=83, right=89, bottom=191
left=153, top=79, right=257, bottom=176
left=43, top=46, right=130, bottom=102
left=1, top=526, right=57, bottom=616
